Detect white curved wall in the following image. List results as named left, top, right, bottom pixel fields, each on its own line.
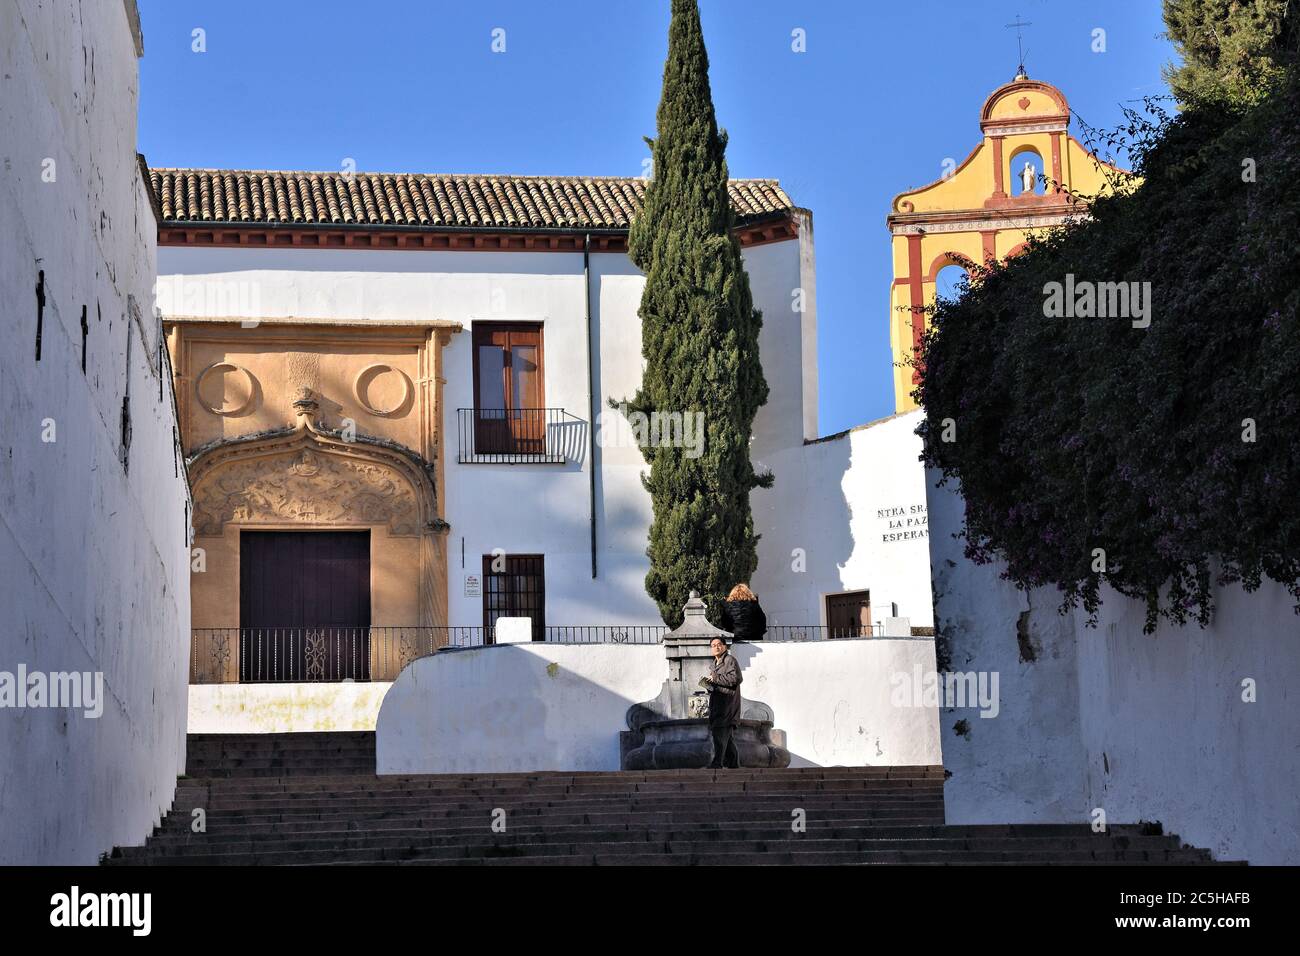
left=376, top=639, right=941, bottom=773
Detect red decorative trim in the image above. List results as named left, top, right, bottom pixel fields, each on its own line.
left=980, top=230, right=998, bottom=263
left=926, top=252, right=977, bottom=283
left=1050, top=131, right=1063, bottom=193
left=979, top=78, right=1070, bottom=127
left=982, top=192, right=1067, bottom=211
left=889, top=198, right=1079, bottom=229
left=156, top=216, right=797, bottom=253
left=991, top=137, right=1006, bottom=198
left=980, top=115, right=1069, bottom=133
left=888, top=142, right=984, bottom=215
left=907, top=234, right=925, bottom=385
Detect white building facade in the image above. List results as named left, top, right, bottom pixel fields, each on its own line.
left=153, top=168, right=933, bottom=732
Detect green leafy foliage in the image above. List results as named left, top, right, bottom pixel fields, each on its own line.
left=624, top=0, right=771, bottom=626
left=918, top=69, right=1300, bottom=631
left=1162, top=0, right=1298, bottom=107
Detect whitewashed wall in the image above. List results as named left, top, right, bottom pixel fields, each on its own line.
left=929, top=470, right=1300, bottom=864
left=751, top=411, right=934, bottom=630
left=0, top=0, right=192, bottom=864
left=376, top=638, right=941, bottom=773
left=188, top=683, right=391, bottom=733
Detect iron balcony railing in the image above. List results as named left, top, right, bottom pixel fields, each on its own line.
left=761, top=624, right=887, bottom=641
left=456, top=407, right=580, bottom=464
left=189, top=622, right=915, bottom=683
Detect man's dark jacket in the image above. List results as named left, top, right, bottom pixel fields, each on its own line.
left=706, top=651, right=743, bottom=729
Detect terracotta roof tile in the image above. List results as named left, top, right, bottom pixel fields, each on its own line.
left=148, top=168, right=795, bottom=232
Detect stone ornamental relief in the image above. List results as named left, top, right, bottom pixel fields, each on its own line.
left=195, top=362, right=258, bottom=416
left=193, top=448, right=419, bottom=536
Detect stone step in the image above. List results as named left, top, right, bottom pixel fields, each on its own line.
left=142, top=814, right=958, bottom=844
left=168, top=805, right=947, bottom=829
left=187, top=784, right=946, bottom=807
left=177, top=768, right=945, bottom=788
left=108, top=734, right=1231, bottom=865
left=141, top=819, right=1164, bottom=842
left=130, top=829, right=1192, bottom=857
left=186, top=801, right=948, bottom=823
left=112, top=843, right=1220, bottom=866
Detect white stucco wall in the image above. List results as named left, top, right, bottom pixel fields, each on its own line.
left=188, top=683, right=391, bottom=733
left=376, top=638, right=941, bottom=773
left=0, top=0, right=192, bottom=864
left=929, top=470, right=1300, bottom=864
left=751, top=411, right=934, bottom=630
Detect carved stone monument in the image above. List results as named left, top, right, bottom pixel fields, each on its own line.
left=620, top=592, right=790, bottom=770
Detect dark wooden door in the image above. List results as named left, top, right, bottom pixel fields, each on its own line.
left=826, top=590, right=871, bottom=638
left=239, top=530, right=371, bottom=681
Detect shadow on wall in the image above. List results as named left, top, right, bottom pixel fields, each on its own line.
left=376, top=636, right=945, bottom=774
left=376, top=643, right=665, bottom=773
left=378, top=641, right=825, bottom=773
left=751, top=431, right=855, bottom=625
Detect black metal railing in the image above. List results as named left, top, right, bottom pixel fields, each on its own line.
left=543, top=625, right=667, bottom=644
left=456, top=408, right=580, bottom=464
left=190, top=627, right=490, bottom=684
left=189, top=621, right=915, bottom=683
left=760, top=624, right=886, bottom=641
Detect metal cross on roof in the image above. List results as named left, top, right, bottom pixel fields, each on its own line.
left=1006, top=14, right=1032, bottom=78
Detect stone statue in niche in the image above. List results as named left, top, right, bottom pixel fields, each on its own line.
left=1020, top=160, right=1037, bottom=194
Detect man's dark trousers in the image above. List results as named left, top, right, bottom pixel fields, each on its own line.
left=709, top=723, right=740, bottom=769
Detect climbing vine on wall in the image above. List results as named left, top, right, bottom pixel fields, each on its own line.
left=916, top=67, right=1300, bottom=632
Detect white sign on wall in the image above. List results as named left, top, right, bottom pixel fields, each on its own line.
left=464, top=574, right=481, bottom=597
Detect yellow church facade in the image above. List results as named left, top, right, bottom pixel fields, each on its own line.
left=887, top=73, right=1126, bottom=412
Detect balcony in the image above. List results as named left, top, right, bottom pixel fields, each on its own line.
left=456, top=407, right=580, bottom=464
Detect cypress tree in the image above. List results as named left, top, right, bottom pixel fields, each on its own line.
left=625, top=0, right=772, bottom=627
left=1162, top=0, right=1298, bottom=106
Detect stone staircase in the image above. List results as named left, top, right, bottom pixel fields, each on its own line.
left=106, top=732, right=1236, bottom=865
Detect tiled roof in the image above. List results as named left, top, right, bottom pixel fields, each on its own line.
left=148, top=168, right=795, bottom=231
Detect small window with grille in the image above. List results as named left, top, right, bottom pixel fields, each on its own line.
left=482, top=554, right=545, bottom=641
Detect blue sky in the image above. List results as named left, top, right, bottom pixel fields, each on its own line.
left=137, top=0, right=1175, bottom=434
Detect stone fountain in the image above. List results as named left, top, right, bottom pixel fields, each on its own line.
left=620, top=591, right=790, bottom=770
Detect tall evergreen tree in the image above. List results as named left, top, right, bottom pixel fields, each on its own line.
left=625, top=0, right=771, bottom=627
left=1162, top=0, right=1298, bottom=105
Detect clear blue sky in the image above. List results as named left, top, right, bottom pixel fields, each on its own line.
left=137, top=0, right=1175, bottom=435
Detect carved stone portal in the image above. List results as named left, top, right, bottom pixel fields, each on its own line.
left=192, top=441, right=423, bottom=537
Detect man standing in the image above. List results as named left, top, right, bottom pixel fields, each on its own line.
left=702, top=637, right=743, bottom=768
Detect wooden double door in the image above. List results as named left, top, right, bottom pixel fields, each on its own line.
left=826, top=590, right=872, bottom=638
left=239, top=530, right=371, bottom=681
